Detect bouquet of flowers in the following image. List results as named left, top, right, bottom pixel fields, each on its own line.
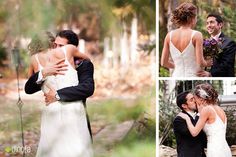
left=203, top=38, right=223, bottom=59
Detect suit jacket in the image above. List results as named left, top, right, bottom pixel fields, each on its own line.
left=173, top=111, right=207, bottom=157
left=24, top=59, right=94, bottom=139
left=210, top=33, right=236, bottom=77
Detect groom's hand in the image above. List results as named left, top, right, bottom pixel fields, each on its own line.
left=44, top=86, right=57, bottom=105
left=42, top=59, right=68, bottom=78
left=197, top=70, right=211, bottom=77
left=206, top=58, right=213, bottom=67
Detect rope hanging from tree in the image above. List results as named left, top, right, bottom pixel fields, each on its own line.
left=12, top=47, right=25, bottom=157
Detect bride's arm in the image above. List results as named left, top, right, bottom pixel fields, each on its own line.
left=67, top=44, right=90, bottom=60
left=195, top=32, right=212, bottom=67
left=161, top=33, right=175, bottom=69
left=179, top=107, right=209, bottom=137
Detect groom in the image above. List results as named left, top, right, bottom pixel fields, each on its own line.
left=197, top=13, right=236, bottom=77
left=24, top=30, right=94, bottom=139
left=173, top=91, right=207, bottom=157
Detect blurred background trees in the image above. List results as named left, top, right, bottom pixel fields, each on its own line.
left=0, top=0, right=156, bottom=77
left=159, top=0, right=236, bottom=77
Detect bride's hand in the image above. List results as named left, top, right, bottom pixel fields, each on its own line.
left=42, top=59, right=68, bottom=78
left=178, top=113, right=190, bottom=121
left=196, top=103, right=204, bottom=112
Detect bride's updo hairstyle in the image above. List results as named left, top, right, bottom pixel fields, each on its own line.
left=171, top=2, right=197, bottom=27
left=28, top=31, right=55, bottom=56
left=193, top=83, right=219, bottom=105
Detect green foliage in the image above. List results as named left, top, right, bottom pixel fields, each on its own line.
left=159, top=67, right=169, bottom=77
left=0, top=45, right=7, bottom=65
left=225, top=106, right=236, bottom=145
left=113, top=0, right=156, bottom=32
left=0, top=99, right=40, bottom=133
left=101, top=112, right=155, bottom=157
left=3, top=0, right=155, bottom=39
left=0, top=7, right=8, bottom=23
left=0, top=1, right=9, bottom=42
left=88, top=98, right=145, bottom=124
left=107, top=141, right=155, bottom=157
left=19, top=49, right=31, bottom=76
left=7, top=0, right=57, bottom=37
left=159, top=24, right=166, bottom=55
left=159, top=80, right=179, bottom=148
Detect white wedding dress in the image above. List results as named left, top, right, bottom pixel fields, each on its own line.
left=203, top=106, right=231, bottom=157
left=35, top=47, right=93, bottom=157
left=169, top=30, right=201, bottom=77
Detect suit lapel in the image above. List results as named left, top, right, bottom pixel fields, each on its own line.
left=219, top=33, right=228, bottom=49
left=182, top=111, right=196, bottom=124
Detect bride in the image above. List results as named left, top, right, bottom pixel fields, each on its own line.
left=179, top=83, right=231, bottom=157
left=27, top=33, right=93, bottom=157
left=161, top=2, right=212, bottom=77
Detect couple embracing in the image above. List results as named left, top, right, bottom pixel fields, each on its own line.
left=25, top=30, right=94, bottom=157
left=161, top=2, right=236, bottom=77
left=174, top=83, right=231, bottom=157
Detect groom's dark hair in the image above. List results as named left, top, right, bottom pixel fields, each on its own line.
left=207, top=13, right=223, bottom=24
left=176, top=91, right=190, bottom=110
left=56, top=30, right=79, bottom=46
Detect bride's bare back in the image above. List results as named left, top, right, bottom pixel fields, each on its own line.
left=28, top=44, right=89, bottom=77
left=171, top=28, right=197, bottom=52
left=161, top=28, right=208, bottom=70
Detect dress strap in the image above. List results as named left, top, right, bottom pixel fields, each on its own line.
left=208, top=105, right=226, bottom=125
left=62, top=46, right=69, bottom=63
left=190, top=30, right=196, bottom=40
left=169, top=31, right=173, bottom=41
left=208, top=105, right=217, bottom=114
left=62, top=46, right=76, bottom=69
left=35, top=54, right=43, bottom=70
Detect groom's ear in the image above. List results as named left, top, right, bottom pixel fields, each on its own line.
left=218, top=22, right=223, bottom=29
left=181, top=103, right=188, bottom=110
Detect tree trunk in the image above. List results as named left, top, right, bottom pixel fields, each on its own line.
left=159, top=0, right=168, bottom=54
left=192, top=0, right=197, bottom=5
left=167, top=0, right=178, bottom=32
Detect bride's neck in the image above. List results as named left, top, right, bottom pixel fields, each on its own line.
left=179, top=26, right=192, bottom=30
left=38, top=49, right=48, bottom=54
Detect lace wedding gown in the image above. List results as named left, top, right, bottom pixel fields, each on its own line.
left=169, top=30, right=201, bottom=77
left=35, top=48, right=93, bottom=157
left=203, top=106, right=231, bottom=157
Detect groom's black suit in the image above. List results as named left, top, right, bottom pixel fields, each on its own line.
left=24, top=59, right=94, bottom=139
left=210, top=33, right=236, bottom=77
left=173, top=111, right=207, bottom=157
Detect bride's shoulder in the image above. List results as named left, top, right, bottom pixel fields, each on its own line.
left=192, top=30, right=203, bottom=36
left=29, top=54, right=37, bottom=65
left=164, top=31, right=171, bottom=42
left=215, top=105, right=225, bottom=114
left=192, top=30, right=203, bottom=40
left=200, top=105, right=213, bottom=115
left=30, top=53, right=41, bottom=62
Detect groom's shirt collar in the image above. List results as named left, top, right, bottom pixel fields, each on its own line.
left=186, top=111, right=197, bottom=119
left=211, top=32, right=222, bottom=41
